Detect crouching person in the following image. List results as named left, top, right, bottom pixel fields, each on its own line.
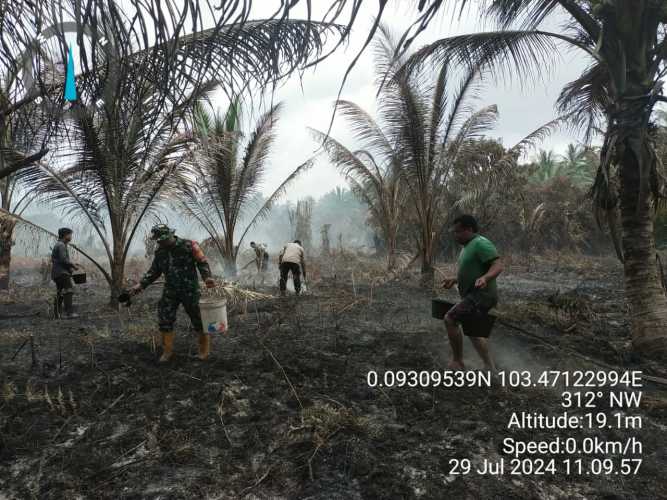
left=52, top=227, right=80, bottom=319
left=130, top=224, right=215, bottom=362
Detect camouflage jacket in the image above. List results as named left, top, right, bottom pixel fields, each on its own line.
left=140, top=237, right=212, bottom=296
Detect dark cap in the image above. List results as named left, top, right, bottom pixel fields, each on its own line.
left=150, top=224, right=175, bottom=241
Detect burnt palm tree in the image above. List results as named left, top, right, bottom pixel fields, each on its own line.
left=325, top=24, right=545, bottom=276
left=400, top=0, right=667, bottom=355
left=177, top=99, right=313, bottom=277
left=23, top=70, right=211, bottom=306
left=310, top=114, right=405, bottom=270
left=326, top=25, right=503, bottom=276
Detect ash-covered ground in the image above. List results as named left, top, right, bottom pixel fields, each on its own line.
left=1, top=255, right=666, bottom=499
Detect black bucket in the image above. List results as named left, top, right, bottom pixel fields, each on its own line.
left=72, top=272, right=87, bottom=284
left=118, top=290, right=132, bottom=306
left=431, top=298, right=496, bottom=338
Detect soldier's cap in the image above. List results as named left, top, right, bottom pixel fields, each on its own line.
left=150, top=224, right=175, bottom=241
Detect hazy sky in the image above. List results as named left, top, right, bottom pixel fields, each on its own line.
left=211, top=1, right=592, bottom=202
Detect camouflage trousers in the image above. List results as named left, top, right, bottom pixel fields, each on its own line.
left=157, top=291, right=203, bottom=333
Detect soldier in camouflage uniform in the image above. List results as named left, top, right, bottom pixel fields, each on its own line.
left=130, top=224, right=215, bottom=362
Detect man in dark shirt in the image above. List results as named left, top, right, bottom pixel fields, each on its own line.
left=51, top=227, right=80, bottom=318
left=441, top=215, right=503, bottom=371
left=130, top=224, right=215, bottom=362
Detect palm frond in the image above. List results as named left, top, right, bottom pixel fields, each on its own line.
left=506, top=115, right=565, bottom=159
left=446, top=104, right=499, bottom=166
left=388, top=75, right=430, bottom=187
left=372, top=21, right=415, bottom=93
left=400, top=30, right=571, bottom=88
left=233, top=103, right=282, bottom=221
left=556, top=62, right=609, bottom=143
left=438, top=66, right=486, bottom=146
left=309, top=127, right=385, bottom=198
left=347, top=176, right=384, bottom=227
left=335, top=100, right=395, bottom=173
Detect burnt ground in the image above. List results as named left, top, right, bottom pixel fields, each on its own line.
left=1, top=255, right=666, bottom=499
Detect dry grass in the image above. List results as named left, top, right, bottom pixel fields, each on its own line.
left=298, top=401, right=379, bottom=444
left=1, top=381, right=77, bottom=415
left=2, top=381, right=18, bottom=401
left=291, top=400, right=382, bottom=481
left=0, top=286, right=53, bottom=315
left=497, top=293, right=597, bottom=333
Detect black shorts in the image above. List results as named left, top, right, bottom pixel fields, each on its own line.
left=444, top=295, right=496, bottom=337
left=54, top=275, right=74, bottom=295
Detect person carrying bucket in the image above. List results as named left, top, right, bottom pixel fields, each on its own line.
left=51, top=227, right=81, bottom=319
left=129, top=224, right=215, bottom=362
left=441, top=215, right=503, bottom=371
left=278, top=239, right=306, bottom=296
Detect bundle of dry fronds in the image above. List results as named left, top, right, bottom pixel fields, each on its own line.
left=203, top=280, right=273, bottom=306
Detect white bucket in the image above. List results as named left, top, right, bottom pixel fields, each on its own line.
left=199, top=298, right=228, bottom=334
left=286, top=278, right=307, bottom=294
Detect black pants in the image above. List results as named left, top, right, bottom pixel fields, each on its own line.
left=54, top=275, right=74, bottom=316
left=157, top=292, right=203, bottom=333
left=279, top=262, right=301, bottom=293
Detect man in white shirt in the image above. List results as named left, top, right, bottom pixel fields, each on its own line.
left=278, top=240, right=306, bottom=296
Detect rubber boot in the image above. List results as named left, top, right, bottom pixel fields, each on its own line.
left=198, top=333, right=210, bottom=361
left=159, top=331, right=175, bottom=363
left=63, top=293, right=79, bottom=319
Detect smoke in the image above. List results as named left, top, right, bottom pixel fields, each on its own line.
left=14, top=187, right=374, bottom=265
left=238, top=188, right=373, bottom=255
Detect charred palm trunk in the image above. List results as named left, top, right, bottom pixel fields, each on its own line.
left=223, top=236, right=237, bottom=277
left=420, top=246, right=433, bottom=274
left=420, top=232, right=436, bottom=291
left=109, top=239, right=126, bottom=309
left=595, top=0, right=667, bottom=358
left=321, top=224, right=331, bottom=256
left=386, top=225, right=398, bottom=271
left=110, top=261, right=125, bottom=310
left=617, top=125, right=667, bottom=356
left=0, top=217, right=16, bottom=290
left=420, top=213, right=435, bottom=277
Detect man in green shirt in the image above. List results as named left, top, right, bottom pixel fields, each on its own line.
left=442, top=215, right=503, bottom=371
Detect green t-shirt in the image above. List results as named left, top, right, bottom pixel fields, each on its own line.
left=456, top=234, right=499, bottom=307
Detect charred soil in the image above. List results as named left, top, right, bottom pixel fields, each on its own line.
left=1, top=256, right=666, bottom=499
